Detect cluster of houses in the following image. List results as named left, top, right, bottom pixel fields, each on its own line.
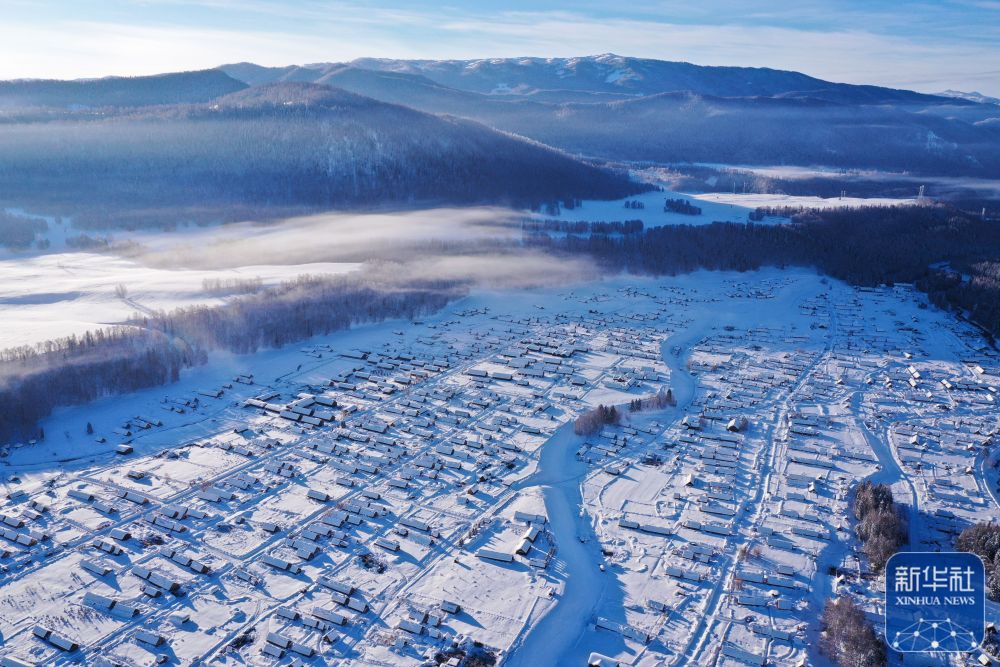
left=0, top=292, right=685, bottom=665
left=561, top=282, right=1000, bottom=666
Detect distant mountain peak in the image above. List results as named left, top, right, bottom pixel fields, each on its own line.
left=936, top=89, right=999, bottom=105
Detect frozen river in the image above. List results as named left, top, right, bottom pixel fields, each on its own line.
left=506, top=274, right=827, bottom=665
left=506, top=302, right=705, bottom=665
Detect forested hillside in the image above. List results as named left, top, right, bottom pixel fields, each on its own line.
left=0, top=82, right=640, bottom=223
left=483, top=93, right=1000, bottom=177
left=0, top=69, right=247, bottom=109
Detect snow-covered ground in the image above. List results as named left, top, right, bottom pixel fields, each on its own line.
left=672, top=163, right=1000, bottom=198
left=689, top=191, right=918, bottom=210
left=0, top=251, right=357, bottom=348
left=535, top=187, right=919, bottom=229
left=0, top=267, right=997, bottom=666
left=535, top=188, right=778, bottom=227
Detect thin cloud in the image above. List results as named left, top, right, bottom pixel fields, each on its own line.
left=132, top=207, right=525, bottom=270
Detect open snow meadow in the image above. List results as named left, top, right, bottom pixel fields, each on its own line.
left=0, top=204, right=524, bottom=348
left=530, top=188, right=921, bottom=230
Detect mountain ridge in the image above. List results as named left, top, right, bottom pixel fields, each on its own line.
left=213, top=60, right=1000, bottom=177
left=0, top=80, right=641, bottom=218
left=221, top=54, right=968, bottom=106
left=0, top=69, right=247, bottom=109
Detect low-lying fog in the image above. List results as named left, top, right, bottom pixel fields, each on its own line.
left=0, top=206, right=600, bottom=349
left=133, top=207, right=523, bottom=269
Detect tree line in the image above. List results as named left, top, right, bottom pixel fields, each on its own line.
left=663, top=198, right=701, bottom=215
left=0, top=328, right=200, bottom=443
left=521, top=218, right=643, bottom=235
left=573, top=389, right=676, bottom=436
left=956, top=522, right=1000, bottom=601
left=816, top=479, right=903, bottom=667
left=628, top=388, right=675, bottom=412
left=574, top=404, right=620, bottom=436
left=0, top=211, right=47, bottom=249
left=134, top=272, right=460, bottom=355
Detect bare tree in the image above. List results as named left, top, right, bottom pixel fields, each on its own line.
left=852, top=480, right=908, bottom=573
left=820, top=596, right=886, bottom=667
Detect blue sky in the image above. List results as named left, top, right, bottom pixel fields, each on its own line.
left=3, top=0, right=999, bottom=95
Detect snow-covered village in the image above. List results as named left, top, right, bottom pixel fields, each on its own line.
left=0, top=265, right=997, bottom=666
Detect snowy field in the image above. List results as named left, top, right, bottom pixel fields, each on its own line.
left=0, top=251, right=357, bottom=348
left=0, top=267, right=997, bottom=666
left=688, top=191, right=918, bottom=210
left=535, top=188, right=781, bottom=227
left=702, top=165, right=1000, bottom=198
left=535, top=187, right=919, bottom=228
